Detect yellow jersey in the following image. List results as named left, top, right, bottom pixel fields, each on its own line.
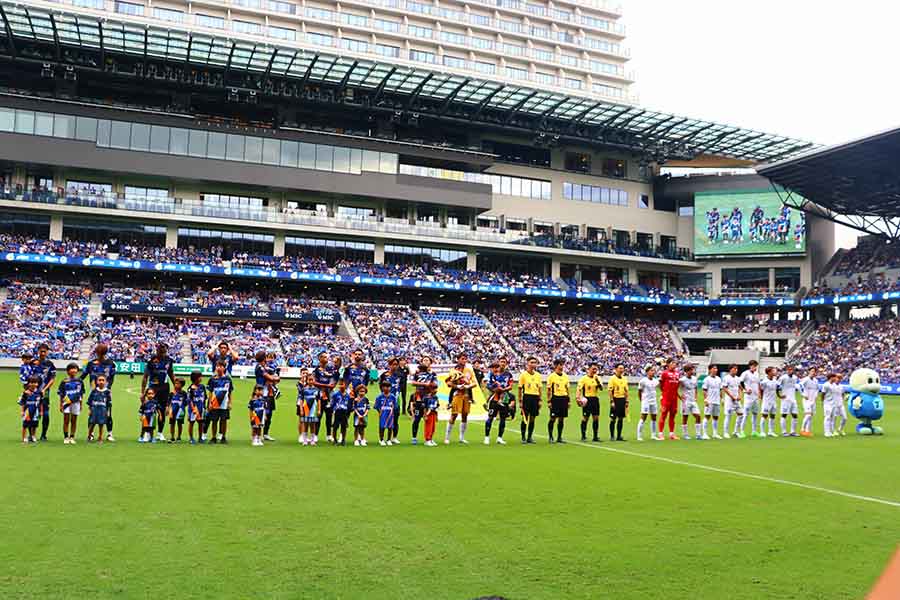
left=608, top=374, right=629, bottom=399
left=546, top=372, right=570, bottom=398
left=519, top=370, right=543, bottom=396
left=448, top=366, right=475, bottom=401
left=577, top=375, right=602, bottom=398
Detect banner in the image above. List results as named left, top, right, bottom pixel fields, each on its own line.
left=802, top=291, right=900, bottom=307
left=102, top=302, right=339, bottom=323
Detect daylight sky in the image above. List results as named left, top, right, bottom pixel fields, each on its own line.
left=624, top=0, right=900, bottom=248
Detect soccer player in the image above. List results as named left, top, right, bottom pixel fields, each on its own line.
left=248, top=384, right=267, bottom=446
left=702, top=365, right=723, bottom=439
left=833, top=375, right=849, bottom=436
left=138, top=387, right=158, bottom=444
left=739, top=360, right=761, bottom=438
left=352, top=384, right=370, bottom=446
left=484, top=361, right=513, bottom=445
left=546, top=359, right=570, bottom=444
left=207, top=360, right=234, bottom=444
left=445, top=352, right=476, bottom=445
left=637, top=365, right=660, bottom=441
left=659, top=358, right=680, bottom=440
left=409, top=356, right=437, bottom=445
left=296, top=370, right=320, bottom=446
left=778, top=365, right=800, bottom=437
left=313, top=352, right=336, bottom=443
left=820, top=373, right=845, bottom=438
left=799, top=367, right=819, bottom=437
left=577, top=362, right=602, bottom=442
left=343, top=349, right=370, bottom=398
left=58, top=363, right=85, bottom=444
left=375, top=381, right=397, bottom=446
left=608, top=363, right=629, bottom=442
left=678, top=364, right=701, bottom=440
left=330, top=379, right=351, bottom=446
left=254, top=350, right=281, bottom=442
left=32, top=343, right=56, bottom=442
left=378, top=357, right=402, bottom=444
left=19, top=376, right=42, bottom=444
left=208, top=341, right=238, bottom=375
left=141, top=343, right=175, bottom=442
left=86, top=375, right=111, bottom=445
left=81, top=343, right=117, bottom=441
left=187, top=370, right=207, bottom=444
left=398, top=356, right=410, bottom=415
left=422, top=382, right=439, bottom=447
left=18, top=352, right=33, bottom=389
left=760, top=367, right=780, bottom=438
left=518, top=356, right=542, bottom=444
left=168, top=377, right=187, bottom=443
left=722, top=364, right=743, bottom=439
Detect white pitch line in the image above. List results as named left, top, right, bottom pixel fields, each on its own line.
left=548, top=436, right=900, bottom=509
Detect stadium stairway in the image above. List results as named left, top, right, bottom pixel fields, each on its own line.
left=668, top=326, right=687, bottom=356
left=785, top=320, right=818, bottom=361
left=414, top=311, right=445, bottom=354
left=818, top=248, right=846, bottom=281
left=78, top=337, right=95, bottom=361
left=177, top=334, right=193, bottom=363
left=88, top=293, right=103, bottom=320
left=477, top=311, right=522, bottom=362
left=340, top=310, right=364, bottom=346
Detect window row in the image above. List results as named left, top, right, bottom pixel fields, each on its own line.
left=0, top=108, right=399, bottom=177
left=399, top=165, right=551, bottom=200
left=563, top=182, right=629, bottom=207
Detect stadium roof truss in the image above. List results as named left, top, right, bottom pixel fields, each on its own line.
left=0, top=2, right=817, bottom=164
left=759, top=126, right=900, bottom=240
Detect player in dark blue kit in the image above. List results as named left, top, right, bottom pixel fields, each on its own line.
left=187, top=371, right=207, bottom=444
left=378, top=357, right=402, bottom=444
left=207, top=341, right=238, bottom=375
left=81, top=343, right=117, bottom=441
left=19, top=376, right=43, bottom=444
left=254, top=350, right=281, bottom=442
left=141, top=343, right=176, bottom=442
left=138, top=387, right=159, bottom=443
left=207, top=361, right=235, bottom=444
left=32, top=343, right=57, bottom=442
left=18, top=353, right=33, bottom=389
left=484, top=358, right=514, bottom=445
left=343, top=348, right=371, bottom=399
left=167, top=377, right=187, bottom=443
left=312, top=352, right=336, bottom=443
left=408, top=356, right=437, bottom=445
left=352, top=384, right=370, bottom=446
left=57, top=363, right=85, bottom=444
left=86, top=375, right=111, bottom=444
left=248, top=384, right=267, bottom=446
left=330, top=379, right=351, bottom=445
left=374, top=381, right=397, bottom=446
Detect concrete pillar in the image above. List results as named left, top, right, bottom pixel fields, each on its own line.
left=439, top=207, right=448, bottom=228
left=553, top=222, right=561, bottom=237
left=49, top=215, right=63, bottom=241
left=711, top=268, right=722, bottom=297
left=579, top=223, right=588, bottom=239
left=273, top=232, right=286, bottom=257
left=466, top=249, right=477, bottom=272
left=551, top=258, right=561, bottom=280
left=408, top=204, right=417, bottom=226
left=627, top=266, right=638, bottom=285
left=374, top=240, right=385, bottom=265
left=526, top=217, right=534, bottom=236
left=768, top=267, right=776, bottom=292
left=838, top=305, right=850, bottom=321
left=498, top=214, right=506, bottom=232
left=165, top=223, right=178, bottom=249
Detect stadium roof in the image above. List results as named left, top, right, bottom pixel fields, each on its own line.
left=758, top=126, right=900, bottom=239
left=0, top=1, right=818, bottom=164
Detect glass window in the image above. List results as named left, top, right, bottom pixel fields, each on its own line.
left=349, top=148, right=362, bottom=174
left=14, top=110, right=34, bottom=135
left=188, top=129, right=208, bottom=157
left=196, top=14, right=225, bottom=29
left=280, top=140, right=299, bottom=167
left=315, top=144, right=333, bottom=171
left=115, top=1, right=144, bottom=16
left=243, top=136, right=261, bottom=163
left=375, top=44, right=400, bottom=58
left=362, top=150, right=380, bottom=172
left=207, top=132, right=227, bottom=159
left=169, top=128, right=188, bottom=155
left=333, top=146, right=351, bottom=173
left=149, top=125, right=169, bottom=153
left=262, top=138, right=280, bottom=165
left=638, top=194, right=650, bottom=209
left=34, top=112, right=54, bottom=136
left=0, top=108, right=13, bottom=132
left=108, top=120, right=130, bottom=148
left=299, top=143, right=316, bottom=169
left=130, top=123, right=150, bottom=151
left=153, top=7, right=184, bottom=22
left=269, top=26, right=296, bottom=41
left=53, top=114, right=76, bottom=139
left=380, top=153, right=397, bottom=174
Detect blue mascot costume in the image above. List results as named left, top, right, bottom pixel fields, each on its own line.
left=847, top=368, right=885, bottom=435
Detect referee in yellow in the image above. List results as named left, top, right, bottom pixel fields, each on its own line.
left=518, top=356, right=542, bottom=444
left=577, top=362, right=603, bottom=442
left=546, top=358, right=571, bottom=444
left=608, top=363, right=629, bottom=442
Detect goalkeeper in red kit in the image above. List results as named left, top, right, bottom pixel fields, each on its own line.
left=659, top=358, right=681, bottom=440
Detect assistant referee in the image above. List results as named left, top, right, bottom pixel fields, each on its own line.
left=518, top=356, right=542, bottom=444
left=608, top=363, right=629, bottom=442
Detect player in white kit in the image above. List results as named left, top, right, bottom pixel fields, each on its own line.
left=759, top=367, right=780, bottom=438
left=798, top=367, right=819, bottom=436
left=701, top=364, right=723, bottom=439
left=820, top=372, right=846, bottom=438
left=678, top=364, right=702, bottom=440
left=722, top=364, right=744, bottom=439
left=777, top=365, right=799, bottom=437
left=739, top=360, right=761, bottom=438
left=637, top=365, right=661, bottom=441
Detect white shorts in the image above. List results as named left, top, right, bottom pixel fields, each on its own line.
left=725, top=398, right=743, bottom=415
left=704, top=404, right=721, bottom=418
left=640, top=400, right=658, bottom=415
left=681, top=400, right=700, bottom=416
left=761, top=399, right=777, bottom=415
left=837, top=402, right=847, bottom=418
left=803, top=398, right=816, bottom=415
left=823, top=403, right=840, bottom=420
left=62, top=402, right=81, bottom=415
left=743, top=398, right=760, bottom=415
left=780, top=399, right=798, bottom=415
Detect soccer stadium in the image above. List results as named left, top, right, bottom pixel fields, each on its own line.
left=0, top=0, right=899, bottom=598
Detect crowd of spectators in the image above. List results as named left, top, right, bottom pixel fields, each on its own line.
left=833, top=240, right=880, bottom=276
left=421, top=310, right=516, bottom=368
left=808, top=276, right=900, bottom=298
left=185, top=321, right=281, bottom=365
left=91, top=317, right=184, bottom=362
left=101, top=286, right=332, bottom=315
left=0, top=234, right=108, bottom=257
left=513, top=233, right=693, bottom=262
left=789, top=317, right=900, bottom=383
left=0, top=282, right=92, bottom=359
left=280, top=330, right=358, bottom=368
left=346, top=303, right=446, bottom=368
left=613, top=318, right=682, bottom=366
left=553, top=314, right=650, bottom=373
left=484, top=309, right=579, bottom=370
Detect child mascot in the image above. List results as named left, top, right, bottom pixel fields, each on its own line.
left=847, top=368, right=885, bottom=435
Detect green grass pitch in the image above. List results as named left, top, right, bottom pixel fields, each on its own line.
left=1, top=370, right=898, bottom=600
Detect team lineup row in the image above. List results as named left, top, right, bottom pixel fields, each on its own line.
left=16, top=341, right=851, bottom=447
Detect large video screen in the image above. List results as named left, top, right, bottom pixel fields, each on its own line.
left=694, top=189, right=806, bottom=257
